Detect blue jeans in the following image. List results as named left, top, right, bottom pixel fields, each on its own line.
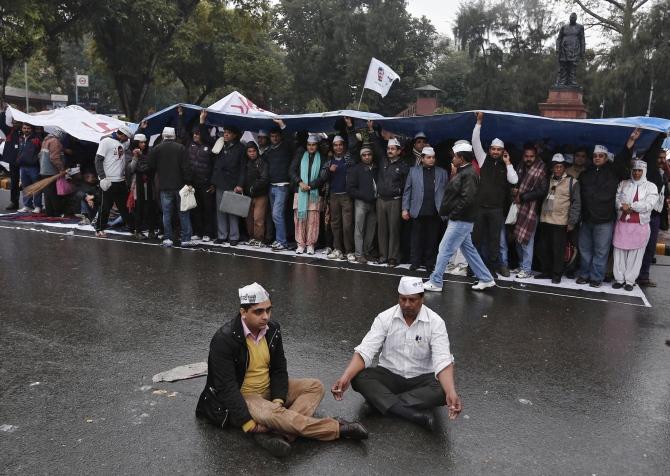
left=499, top=226, right=509, bottom=267
left=430, top=220, right=494, bottom=286
left=160, top=191, right=192, bottom=242
left=269, top=185, right=289, bottom=246
left=578, top=221, right=614, bottom=283
left=20, top=167, right=42, bottom=208
left=515, top=225, right=537, bottom=273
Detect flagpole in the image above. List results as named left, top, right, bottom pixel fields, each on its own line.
left=357, top=88, right=365, bottom=110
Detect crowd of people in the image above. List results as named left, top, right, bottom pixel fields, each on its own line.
left=1, top=106, right=669, bottom=291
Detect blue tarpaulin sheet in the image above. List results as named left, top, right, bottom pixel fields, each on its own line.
left=142, top=104, right=670, bottom=154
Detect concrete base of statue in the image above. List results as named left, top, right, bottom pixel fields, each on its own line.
left=538, top=87, right=587, bottom=119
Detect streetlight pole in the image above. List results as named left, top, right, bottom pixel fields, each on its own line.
left=24, top=62, right=29, bottom=111
left=74, top=69, right=79, bottom=106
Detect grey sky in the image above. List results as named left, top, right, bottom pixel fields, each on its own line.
left=406, top=0, right=460, bottom=37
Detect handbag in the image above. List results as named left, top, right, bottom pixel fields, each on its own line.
left=505, top=203, right=518, bottom=225
left=56, top=176, right=75, bottom=196
left=179, top=185, right=197, bottom=212
left=219, top=190, right=251, bottom=217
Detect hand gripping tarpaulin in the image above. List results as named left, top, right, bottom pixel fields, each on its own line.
left=141, top=99, right=670, bottom=154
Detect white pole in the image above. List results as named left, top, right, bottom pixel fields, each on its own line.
left=357, top=87, right=365, bottom=110
left=24, top=62, right=28, bottom=111
left=646, top=79, right=654, bottom=117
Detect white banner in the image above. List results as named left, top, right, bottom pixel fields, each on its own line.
left=76, top=74, right=89, bottom=87
left=363, top=58, right=400, bottom=98
left=5, top=105, right=135, bottom=143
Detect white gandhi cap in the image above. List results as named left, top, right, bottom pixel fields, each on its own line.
left=239, top=282, right=270, bottom=304
left=491, top=138, right=505, bottom=148
left=398, top=276, right=425, bottom=296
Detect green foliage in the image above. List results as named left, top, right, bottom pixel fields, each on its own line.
left=305, top=97, right=328, bottom=113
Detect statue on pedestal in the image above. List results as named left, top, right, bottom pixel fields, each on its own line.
left=555, top=13, right=585, bottom=88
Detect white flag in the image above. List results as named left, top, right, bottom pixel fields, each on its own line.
left=363, top=58, right=400, bottom=98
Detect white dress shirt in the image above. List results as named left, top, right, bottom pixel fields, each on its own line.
left=354, top=304, right=454, bottom=379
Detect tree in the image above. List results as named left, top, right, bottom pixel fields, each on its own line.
left=89, top=0, right=199, bottom=121
left=274, top=0, right=437, bottom=115
left=568, top=0, right=652, bottom=115
left=165, top=0, right=290, bottom=108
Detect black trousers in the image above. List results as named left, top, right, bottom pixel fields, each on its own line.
left=133, top=178, right=157, bottom=234
left=351, top=366, right=445, bottom=414
left=42, top=177, right=63, bottom=217
left=9, top=162, right=20, bottom=205
left=538, top=222, right=568, bottom=278
left=473, top=207, right=504, bottom=271
left=410, top=215, right=441, bottom=269
left=190, top=184, right=216, bottom=238
left=97, top=181, right=133, bottom=231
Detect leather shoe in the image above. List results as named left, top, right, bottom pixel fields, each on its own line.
left=338, top=419, right=369, bottom=440
left=406, top=409, right=435, bottom=431
left=575, top=276, right=589, bottom=285
left=496, top=266, right=510, bottom=277
left=253, top=433, right=291, bottom=457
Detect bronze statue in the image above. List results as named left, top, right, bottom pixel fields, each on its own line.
left=555, top=13, right=585, bottom=88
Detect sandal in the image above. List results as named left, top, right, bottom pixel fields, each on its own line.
left=95, top=231, right=107, bottom=238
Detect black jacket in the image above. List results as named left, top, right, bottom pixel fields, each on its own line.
left=211, top=141, right=245, bottom=191
left=186, top=125, right=214, bottom=186
left=289, top=149, right=326, bottom=194
left=579, top=147, right=631, bottom=224
left=439, top=163, right=479, bottom=222
left=477, top=156, right=510, bottom=208
left=376, top=155, right=409, bottom=199
left=244, top=158, right=270, bottom=197
left=148, top=140, right=191, bottom=191
left=346, top=162, right=377, bottom=203
left=265, top=140, right=294, bottom=184
left=196, top=316, right=288, bottom=428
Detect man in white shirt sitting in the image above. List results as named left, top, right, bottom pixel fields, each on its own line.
left=331, top=277, right=462, bottom=430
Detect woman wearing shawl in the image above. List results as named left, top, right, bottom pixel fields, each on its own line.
left=289, top=134, right=325, bottom=255
left=612, top=160, right=659, bottom=291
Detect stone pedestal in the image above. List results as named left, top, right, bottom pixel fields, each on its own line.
left=538, top=88, right=587, bottom=119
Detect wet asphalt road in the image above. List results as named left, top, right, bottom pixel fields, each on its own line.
left=1, top=222, right=669, bottom=475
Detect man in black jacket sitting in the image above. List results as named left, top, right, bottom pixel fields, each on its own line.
left=196, top=282, right=367, bottom=457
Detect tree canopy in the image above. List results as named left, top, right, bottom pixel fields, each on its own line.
left=3, top=0, right=669, bottom=120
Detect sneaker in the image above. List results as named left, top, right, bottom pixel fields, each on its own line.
left=272, top=243, right=287, bottom=252
left=180, top=241, right=196, bottom=247
left=516, top=270, right=532, bottom=279
left=295, top=246, right=305, bottom=254
left=18, top=206, right=31, bottom=212
left=423, top=281, right=443, bottom=292
left=270, top=240, right=280, bottom=248
left=347, top=253, right=356, bottom=263
left=32, top=207, right=42, bottom=214
left=356, top=256, right=367, bottom=264
left=327, top=249, right=343, bottom=260
left=324, top=247, right=332, bottom=256
left=472, top=280, right=496, bottom=290
left=162, top=239, right=173, bottom=248
left=510, top=268, right=520, bottom=274
left=191, top=235, right=201, bottom=241
left=306, top=245, right=315, bottom=255
left=202, top=235, right=211, bottom=242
